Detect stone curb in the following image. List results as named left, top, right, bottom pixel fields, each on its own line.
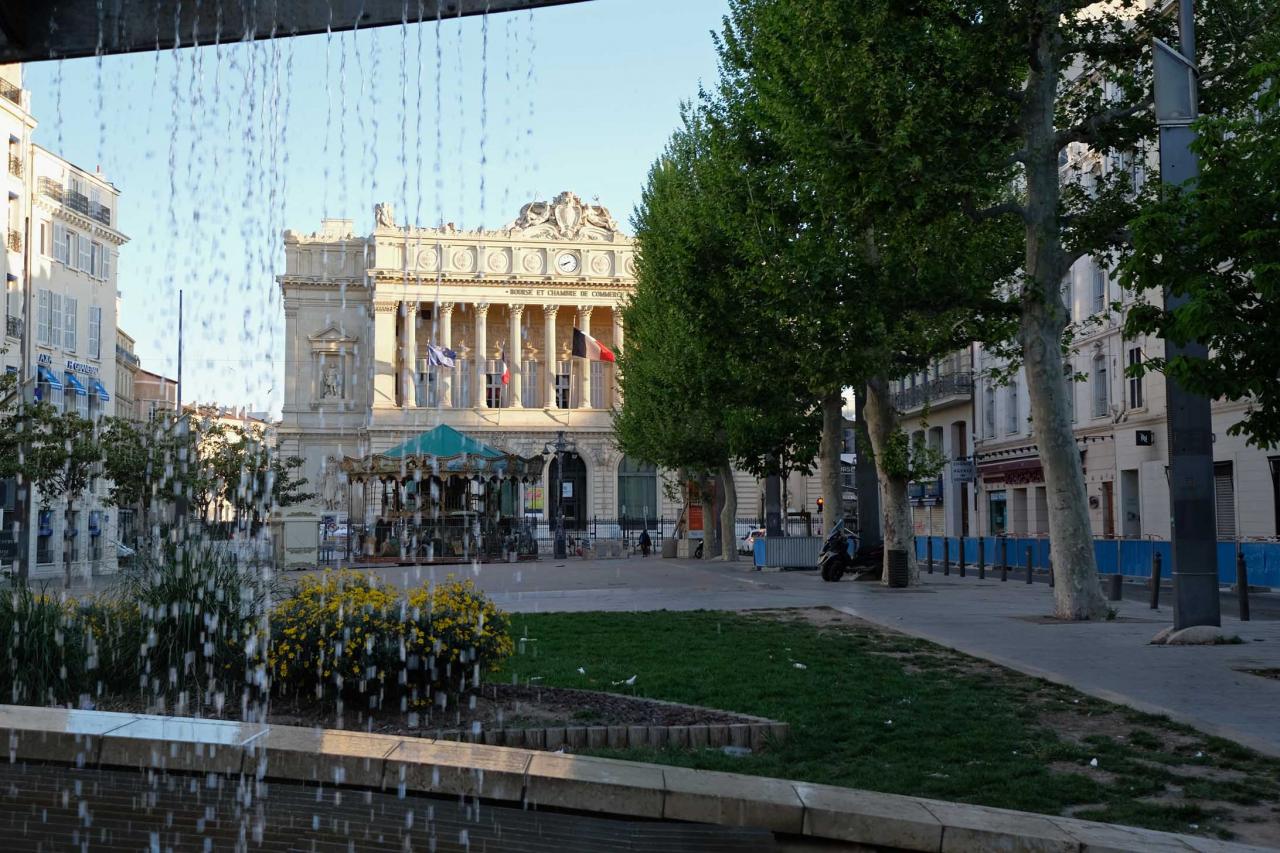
left=465, top=684, right=788, bottom=751
left=0, top=705, right=1270, bottom=852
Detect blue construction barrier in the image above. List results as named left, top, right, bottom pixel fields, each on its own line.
left=914, top=535, right=1277, bottom=587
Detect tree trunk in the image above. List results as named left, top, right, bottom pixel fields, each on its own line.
left=819, top=389, right=844, bottom=537
left=863, top=376, right=917, bottom=584
left=700, top=475, right=716, bottom=562
left=718, top=460, right=737, bottom=562
left=1020, top=6, right=1107, bottom=620
left=63, top=497, right=73, bottom=590
left=854, top=390, right=882, bottom=548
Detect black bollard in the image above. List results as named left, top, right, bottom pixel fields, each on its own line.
left=959, top=540, right=966, bottom=578
left=1000, top=537, right=1008, bottom=582
left=927, top=537, right=934, bottom=574
left=978, top=538, right=986, bottom=580
left=1108, top=573, right=1123, bottom=601
left=1237, top=551, right=1251, bottom=622
left=1025, top=545, right=1033, bottom=584
left=943, top=538, right=951, bottom=576
left=1149, top=551, right=1162, bottom=609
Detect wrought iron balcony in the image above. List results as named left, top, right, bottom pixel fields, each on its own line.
left=0, top=79, right=18, bottom=105
left=39, top=177, right=63, bottom=202
left=65, top=190, right=89, bottom=215
left=907, top=477, right=944, bottom=505
left=5, top=315, right=20, bottom=339
left=892, top=371, right=974, bottom=412
left=35, top=178, right=111, bottom=226
left=6, top=228, right=20, bottom=252
left=115, top=344, right=140, bottom=367
left=7, top=154, right=19, bottom=177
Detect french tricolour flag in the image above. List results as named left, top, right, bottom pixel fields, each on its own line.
left=572, top=327, right=616, bottom=362
left=500, top=348, right=510, bottom=385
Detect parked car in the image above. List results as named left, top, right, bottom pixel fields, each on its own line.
left=739, top=528, right=768, bottom=555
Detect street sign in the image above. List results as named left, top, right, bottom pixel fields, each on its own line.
left=951, top=460, right=976, bottom=483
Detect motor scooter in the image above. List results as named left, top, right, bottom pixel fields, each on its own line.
left=818, top=521, right=858, bottom=582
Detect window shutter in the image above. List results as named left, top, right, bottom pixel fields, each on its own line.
left=49, top=292, right=62, bottom=346
left=1214, top=462, right=1236, bottom=540
left=78, top=233, right=91, bottom=271
left=37, top=290, right=50, bottom=345
left=89, top=307, right=101, bottom=358
left=64, top=296, right=77, bottom=351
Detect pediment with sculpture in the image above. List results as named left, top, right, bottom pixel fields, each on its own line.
left=507, top=191, right=622, bottom=241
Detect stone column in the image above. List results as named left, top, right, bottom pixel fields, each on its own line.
left=373, top=301, right=398, bottom=408
left=474, top=302, right=489, bottom=408
left=508, top=303, right=524, bottom=408
left=543, top=304, right=558, bottom=409
left=578, top=305, right=593, bottom=409
left=401, top=301, right=418, bottom=408
left=438, top=301, right=454, bottom=408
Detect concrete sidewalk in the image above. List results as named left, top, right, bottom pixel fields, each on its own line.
left=829, top=574, right=1280, bottom=758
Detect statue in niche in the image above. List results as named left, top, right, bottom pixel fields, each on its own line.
left=374, top=202, right=396, bottom=228
left=319, top=458, right=348, bottom=511
left=322, top=363, right=342, bottom=399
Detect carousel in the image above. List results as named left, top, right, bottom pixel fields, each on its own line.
left=339, top=425, right=546, bottom=563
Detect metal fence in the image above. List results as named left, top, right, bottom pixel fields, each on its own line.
left=317, top=515, right=816, bottom=565
left=914, top=534, right=1280, bottom=588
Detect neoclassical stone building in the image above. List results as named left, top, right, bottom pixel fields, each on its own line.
left=278, top=192, right=679, bottom=531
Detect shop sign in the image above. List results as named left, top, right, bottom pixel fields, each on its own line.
left=65, top=359, right=100, bottom=377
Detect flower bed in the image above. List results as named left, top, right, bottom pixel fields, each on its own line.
left=268, top=571, right=514, bottom=710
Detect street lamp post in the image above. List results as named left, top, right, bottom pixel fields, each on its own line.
left=543, top=430, right=576, bottom=559
left=1154, top=1, right=1219, bottom=629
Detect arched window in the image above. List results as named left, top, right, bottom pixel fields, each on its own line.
left=617, top=456, right=657, bottom=523
left=1093, top=353, right=1109, bottom=418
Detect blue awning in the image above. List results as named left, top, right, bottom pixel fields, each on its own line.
left=91, top=379, right=110, bottom=402
left=36, top=365, right=62, bottom=389
left=63, top=372, right=87, bottom=397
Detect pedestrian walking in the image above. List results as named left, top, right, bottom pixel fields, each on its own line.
left=639, top=529, right=652, bottom=558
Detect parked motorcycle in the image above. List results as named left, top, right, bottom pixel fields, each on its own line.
left=818, top=522, right=858, bottom=582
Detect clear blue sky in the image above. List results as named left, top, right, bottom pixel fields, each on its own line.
left=23, top=0, right=730, bottom=413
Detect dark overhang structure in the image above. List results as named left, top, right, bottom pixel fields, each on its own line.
left=0, top=0, right=589, bottom=63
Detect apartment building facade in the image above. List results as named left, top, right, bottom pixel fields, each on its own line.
left=892, top=349, right=978, bottom=539
left=0, top=64, right=129, bottom=579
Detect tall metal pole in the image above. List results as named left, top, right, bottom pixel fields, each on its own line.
left=1154, top=0, right=1220, bottom=628
left=176, top=288, right=183, bottom=412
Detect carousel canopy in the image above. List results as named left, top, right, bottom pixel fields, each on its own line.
left=341, top=424, right=545, bottom=479
left=384, top=424, right=506, bottom=460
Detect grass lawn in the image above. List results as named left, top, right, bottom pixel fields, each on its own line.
left=492, top=607, right=1280, bottom=845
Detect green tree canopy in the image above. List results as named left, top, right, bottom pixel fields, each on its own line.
left=1121, top=44, right=1280, bottom=448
